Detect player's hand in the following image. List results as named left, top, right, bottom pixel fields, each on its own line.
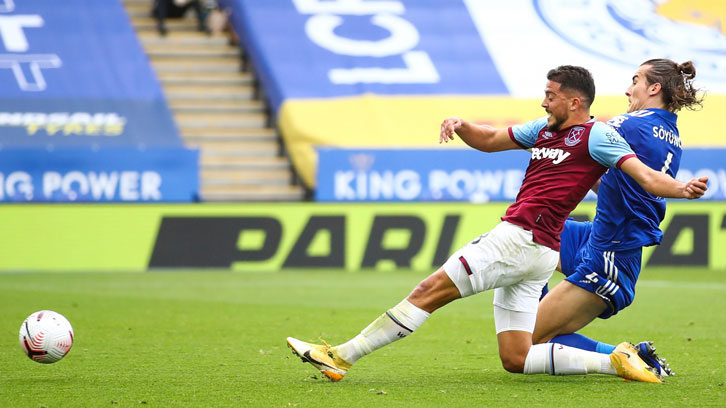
left=684, top=176, right=708, bottom=199
left=440, top=117, right=462, bottom=143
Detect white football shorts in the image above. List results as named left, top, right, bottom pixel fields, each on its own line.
left=443, top=221, right=558, bottom=316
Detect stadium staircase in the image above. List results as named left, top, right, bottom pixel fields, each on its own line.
left=122, top=0, right=306, bottom=201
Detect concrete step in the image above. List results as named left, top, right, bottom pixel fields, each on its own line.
left=144, top=44, right=240, bottom=59
left=192, top=141, right=279, bottom=156
left=138, top=31, right=230, bottom=46
left=125, top=1, right=302, bottom=202
left=182, top=128, right=276, bottom=143
left=181, top=126, right=274, bottom=137
left=158, top=71, right=253, bottom=86
left=131, top=17, right=201, bottom=32
left=170, top=98, right=264, bottom=114
left=200, top=156, right=290, bottom=171
left=201, top=169, right=291, bottom=186
left=176, top=112, right=267, bottom=128
left=163, top=84, right=255, bottom=99
left=150, top=57, right=242, bottom=73
left=124, top=2, right=155, bottom=18
left=200, top=185, right=306, bottom=202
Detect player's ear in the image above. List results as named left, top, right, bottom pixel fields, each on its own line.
left=649, top=82, right=661, bottom=96
left=569, top=96, right=581, bottom=111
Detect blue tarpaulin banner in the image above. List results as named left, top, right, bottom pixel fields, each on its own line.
left=316, top=148, right=726, bottom=202
left=0, top=0, right=180, bottom=146
left=219, top=0, right=507, bottom=113
left=0, top=0, right=198, bottom=202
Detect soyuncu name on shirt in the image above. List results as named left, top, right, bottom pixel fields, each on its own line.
left=652, top=125, right=682, bottom=148
left=530, top=147, right=571, bottom=164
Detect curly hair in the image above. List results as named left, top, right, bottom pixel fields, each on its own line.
left=641, top=59, right=704, bottom=112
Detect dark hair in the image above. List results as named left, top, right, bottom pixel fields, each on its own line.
left=641, top=59, right=704, bottom=112
left=546, top=65, right=596, bottom=108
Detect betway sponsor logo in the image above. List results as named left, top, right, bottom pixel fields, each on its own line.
left=530, top=147, right=570, bottom=164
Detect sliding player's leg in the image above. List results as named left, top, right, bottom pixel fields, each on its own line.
left=494, top=282, right=660, bottom=382
left=286, top=266, right=457, bottom=381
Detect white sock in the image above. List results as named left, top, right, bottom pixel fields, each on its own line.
left=335, top=299, right=430, bottom=364
left=524, top=343, right=617, bottom=376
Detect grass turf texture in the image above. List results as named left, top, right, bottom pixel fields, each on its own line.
left=1, top=268, right=724, bottom=407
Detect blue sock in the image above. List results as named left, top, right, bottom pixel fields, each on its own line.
left=550, top=333, right=615, bottom=354
left=595, top=342, right=616, bottom=354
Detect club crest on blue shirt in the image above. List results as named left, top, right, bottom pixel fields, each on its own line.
left=564, top=127, right=585, bottom=146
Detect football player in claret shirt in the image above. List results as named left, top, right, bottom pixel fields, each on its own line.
left=532, top=59, right=706, bottom=379
left=286, top=65, right=708, bottom=383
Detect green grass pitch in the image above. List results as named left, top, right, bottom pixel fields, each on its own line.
left=1, top=268, right=725, bottom=407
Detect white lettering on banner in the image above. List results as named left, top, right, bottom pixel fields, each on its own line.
left=0, top=12, right=61, bottom=91
left=329, top=51, right=438, bottom=84
left=0, top=171, right=33, bottom=200
left=0, top=0, right=15, bottom=13
left=334, top=170, right=421, bottom=200
left=88, top=172, right=118, bottom=199
left=292, top=0, right=404, bottom=15
left=0, top=53, right=61, bottom=91
left=429, top=169, right=524, bottom=202
left=334, top=171, right=355, bottom=199
left=295, top=0, right=439, bottom=85
left=306, top=14, right=418, bottom=57
left=676, top=168, right=726, bottom=200
left=120, top=171, right=139, bottom=201
left=42, top=171, right=162, bottom=201
left=142, top=172, right=162, bottom=200
left=334, top=169, right=527, bottom=201
left=369, top=171, right=394, bottom=199
left=0, top=15, right=42, bottom=51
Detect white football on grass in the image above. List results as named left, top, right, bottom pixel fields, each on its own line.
left=19, top=310, right=74, bottom=364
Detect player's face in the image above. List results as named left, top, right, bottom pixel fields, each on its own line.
left=541, top=81, right=570, bottom=131
left=626, top=65, right=652, bottom=112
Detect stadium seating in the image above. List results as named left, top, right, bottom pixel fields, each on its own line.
left=122, top=0, right=305, bottom=201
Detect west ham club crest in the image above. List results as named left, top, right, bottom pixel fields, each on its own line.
left=565, top=127, right=584, bottom=146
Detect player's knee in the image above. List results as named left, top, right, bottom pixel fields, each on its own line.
left=408, top=280, right=433, bottom=305
left=409, top=269, right=448, bottom=301
left=531, top=331, right=551, bottom=345
left=499, top=353, right=526, bottom=373
left=498, top=347, right=527, bottom=373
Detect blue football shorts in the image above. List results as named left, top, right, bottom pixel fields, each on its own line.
left=558, top=219, right=642, bottom=319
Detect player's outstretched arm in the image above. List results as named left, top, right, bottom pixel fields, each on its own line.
left=439, top=117, right=519, bottom=152
left=620, top=157, right=709, bottom=199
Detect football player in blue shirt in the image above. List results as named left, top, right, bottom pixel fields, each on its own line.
left=530, top=59, right=706, bottom=380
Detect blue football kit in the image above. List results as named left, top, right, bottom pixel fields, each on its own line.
left=559, top=109, right=682, bottom=318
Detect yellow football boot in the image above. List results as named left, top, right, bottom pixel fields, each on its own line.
left=610, top=342, right=662, bottom=383
left=286, top=337, right=352, bottom=382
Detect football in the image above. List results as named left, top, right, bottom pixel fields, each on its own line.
left=19, top=310, right=74, bottom=364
